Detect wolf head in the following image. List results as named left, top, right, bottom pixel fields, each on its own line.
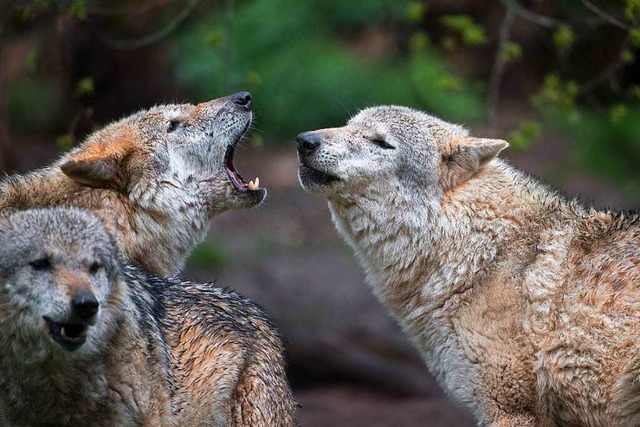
left=60, top=92, right=265, bottom=214
left=297, top=105, right=507, bottom=201
left=0, top=208, right=122, bottom=359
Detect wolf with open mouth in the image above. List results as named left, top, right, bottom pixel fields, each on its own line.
left=0, top=207, right=297, bottom=426
left=0, top=92, right=264, bottom=276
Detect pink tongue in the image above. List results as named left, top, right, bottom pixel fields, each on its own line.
left=228, top=168, right=246, bottom=188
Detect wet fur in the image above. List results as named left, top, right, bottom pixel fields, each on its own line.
left=0, top=208, right=296, bottom=426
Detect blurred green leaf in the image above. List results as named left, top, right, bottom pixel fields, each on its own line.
left=622, top=49, right=635, bottom=63
left=406, top=1, right=427, bottom=23
left=507, top=120, right=541, bottom=150
left=69, top=0, right=87, bottom=21
left=441, top=14, right=487, bottom=46
left=609, top=103, right=628, bottom=124
left=76, top=77, right=95, bottom=97
left=553, top=25, right=574, bottom=54
left=20, top=5, right=33, bottom=22
left=625, top=0, right=640, bottom=21
left=500, top=41, right=522, bottom=63
left=435, top=76, right=463, bottom=92
left=56, top=134, right=74, bottom=151
left=202, top=29, right=225, bottom=47
left=410, top=31, right=429, bottom=53
left=630, top=28, right=640, bottom=47
left=25, top=50, right=37, bottom=73
left=532, top=74, right=578, bottom=113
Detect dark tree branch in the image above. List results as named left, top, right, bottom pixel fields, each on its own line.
left=487, top=3, right=516, bottom=128
left=578, top=35, right=631, bottom=95
left=580, top=0, right=632, bottom=30
left=97, top=0, right=201, bottom=50
left=499, top=0, right=562, bottom=29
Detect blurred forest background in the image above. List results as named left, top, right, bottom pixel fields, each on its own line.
left=1, top=0, right=639, bottom=425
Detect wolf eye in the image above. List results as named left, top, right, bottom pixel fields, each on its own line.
left=371, top=137, right=395, bottom=149
left=89, top=262, right=103, bottom=275
left=30, top=258, right=51, bottom=271
left=167, top=120, right=181, bottom=133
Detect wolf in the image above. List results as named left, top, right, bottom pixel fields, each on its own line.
left=297, top=105, right=640, bottom=426
left=0, top=92, right=264, bottom=276
left=0, top=207, right=297, bottom=426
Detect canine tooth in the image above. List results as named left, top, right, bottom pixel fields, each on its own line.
left=79, top=328, right=88, bottom=338
left=247, top=179, right=259, bottom=191
left=61, top=327, right=68, bottom=338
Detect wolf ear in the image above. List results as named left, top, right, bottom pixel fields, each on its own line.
left=60, top=136, right=132, bottom=189
left=441, top=137, right=508, bottom=189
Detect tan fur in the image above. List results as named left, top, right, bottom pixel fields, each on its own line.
left=297, top=105, right=640, bottom=426
left=0, top=93, right=265, bottom=276
left=0, top=208, right=297, bottom=426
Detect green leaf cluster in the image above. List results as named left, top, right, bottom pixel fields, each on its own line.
left=440, top=14, right=488, bottom=46
left=532, top=74, right=578, bottom=113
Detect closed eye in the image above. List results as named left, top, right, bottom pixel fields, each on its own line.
left=370, top=137, right=395, bottom=149
left=30, top=258, right=51, bottom=271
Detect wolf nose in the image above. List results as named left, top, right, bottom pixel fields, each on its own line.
left=297, top=132, right=322, bottom=157
left=232, top=91, right=252, bottom=111
left=71, top=291, right=99, bottom=321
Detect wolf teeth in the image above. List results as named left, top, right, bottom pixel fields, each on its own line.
left=247, top=177, right=260, bottom=190
left=60, top=326, right=88, bottom=339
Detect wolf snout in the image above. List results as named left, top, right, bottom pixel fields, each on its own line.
left=297, top=132, right=322, bottom=157
left=231, top=91, right=252, bottom=111
left=71, top=290, right=99, bottom=322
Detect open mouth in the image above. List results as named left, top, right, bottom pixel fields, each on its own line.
left=224, top=144, right=263, bottom=194
left=44, top=316, right=89, bottom=352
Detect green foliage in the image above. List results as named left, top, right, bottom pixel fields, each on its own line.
left=532, top=74, right=578, bottom=113
left=187, top=242, right=229, bottom=268
left=507, top=120, right=541, bottom=150
left=440, top=14, right=487, bottom=46
left=76, top=77, right=95, bottom=97
left=500, top=42, right=522, bottom=63
left=406, top=1, right=427, bottom=23
left=69, top=0, right=87, bottom=21
left=625, top=0, right=640, bottom=21
left=560, top=106, right=640, bottom=194
left=552, top=25, right=574, bottom=54
left=630, top=28, right=640, bottom=47
left=56, top=134, right=74, bottom=151
left=7, top=76, right=67, bottom=132
left=173, top=0, right=483, bottom=138
left=609, top=103, right=628, bottom=125
left=621, top=49, right=635, bottom=64
left=409, top=31, right=429, bottom=53
left=25, top=50, right=37, bottom=73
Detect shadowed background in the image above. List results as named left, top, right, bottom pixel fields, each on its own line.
left=1, top=1, right=639, bottom=425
